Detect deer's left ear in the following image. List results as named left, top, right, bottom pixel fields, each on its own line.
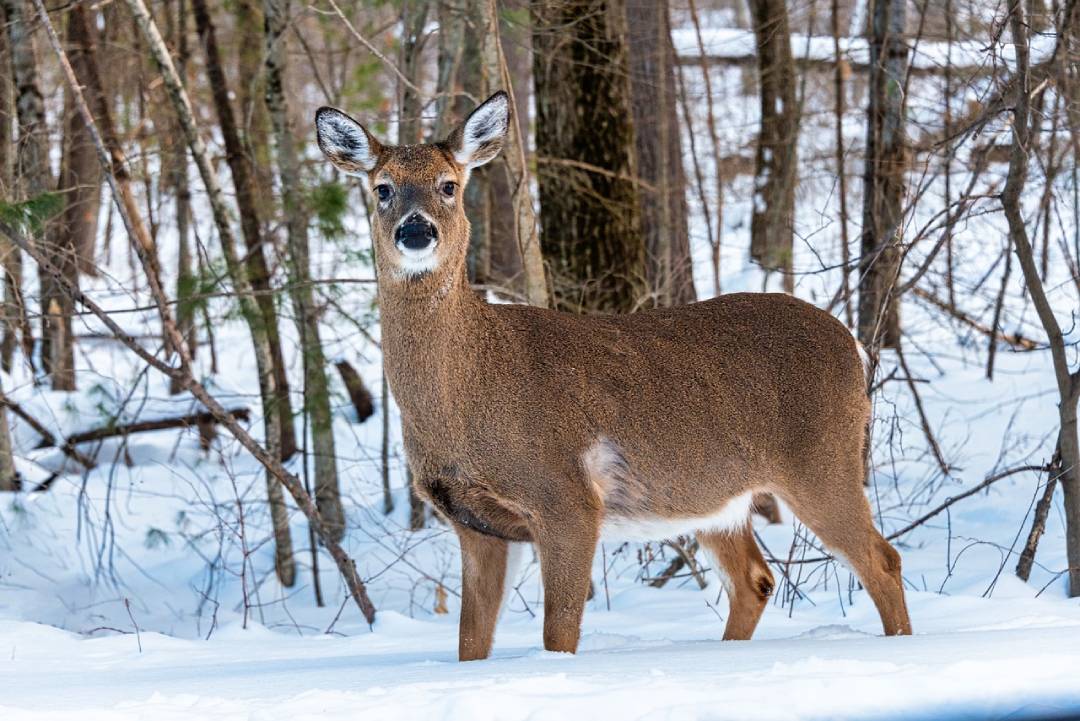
left=446, top=91, right=509, bottom=171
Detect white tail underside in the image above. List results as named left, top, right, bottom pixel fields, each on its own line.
left=599, top=491, right=754, bottom=542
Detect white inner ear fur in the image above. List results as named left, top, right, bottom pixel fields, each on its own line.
left=316, top=109, right=377, bottom=174
left=454, top=94, right=509, bottom=169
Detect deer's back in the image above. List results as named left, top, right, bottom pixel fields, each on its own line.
left=474, top=293, right=868, bottom=505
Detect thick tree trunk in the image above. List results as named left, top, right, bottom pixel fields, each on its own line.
left=264, top=0, right=345, bottom=542
left=748, top=0, right=798, bottom=293
left=857, top=0, right=907, bottom=350
left=626, top=0, right=695, bottom=306
left=532, top=0, right=647, bottom=314
left=191, top=0, right=298, bottom=463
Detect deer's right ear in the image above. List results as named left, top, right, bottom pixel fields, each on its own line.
left=315, top=107, right=381, bottom=176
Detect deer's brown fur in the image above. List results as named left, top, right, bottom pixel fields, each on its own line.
left=316, top=93, right=911, bottom=661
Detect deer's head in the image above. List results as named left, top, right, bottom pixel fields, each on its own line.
left=315, top=92, right=509, bottom=282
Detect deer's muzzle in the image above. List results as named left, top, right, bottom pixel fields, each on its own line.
left=395, top=213, right=438, bottom=252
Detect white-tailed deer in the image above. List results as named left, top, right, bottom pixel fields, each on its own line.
left=315, top=92, right=912, bottom=660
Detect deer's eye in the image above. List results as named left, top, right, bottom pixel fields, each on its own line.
left=440, top=181, right=457, bottom=198
left=375, top=184, right=392, bottom=202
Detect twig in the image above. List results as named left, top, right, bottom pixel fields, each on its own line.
left=887, top=464, right=1049, bottom=541
left=124, top=598, right=142, bottom=653
left=895, top=344, right=950, bottom=478
left=319, top=0, right=425, bottom=96
left=912, top=287, right=1037, bottom=350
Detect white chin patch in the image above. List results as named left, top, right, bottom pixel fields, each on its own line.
left=395, top=245, right=439, bottom=276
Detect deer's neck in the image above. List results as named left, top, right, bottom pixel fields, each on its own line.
left=378, top=268, right=489, bottom=425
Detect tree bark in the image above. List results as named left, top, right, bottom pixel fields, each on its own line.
left=0, top=373, right=17, bottom=491
left=626, top=0, right=695, bottom=306
left=432, top=0, right=491, bottom=284
left=3, top=0, right=50, bottom=373
left=59, top=12, right=102, bottom=278
left=166, top=0, right=196, bottom=396
left=133, top=0, right=297, bottom=587
left=0, top=2, right=27, bottom=372
left=832, top=0, right=853, bottom=326
left=46, top=8, right=108, bottom=390
left=191, top=0, right=298, bottom=463
left=399, top=0, right=430, bottom=530
left=0, top=13, right=9, bottom=199
left=857, top=0, right=908, bottom=350
left=1016, top=455, right=1058, bottom=582
left=486, top=0, right=531, bottom=296
left=1003, top=0, right=1080, bottom=596
left=264, top=0, right=345, bottom=542
left=748, top=0, right=798, bottom=293
left=532, top=0, right=647, bottom=314
left=487, top=0, right=549, bottom=308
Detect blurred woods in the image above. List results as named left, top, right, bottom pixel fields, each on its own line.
left=0, top=0, right=1079, bottom=626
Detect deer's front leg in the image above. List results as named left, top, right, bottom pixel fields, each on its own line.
left=456, top=524, right=509, bottom=661
left=534, top=512, right=600, bottom=654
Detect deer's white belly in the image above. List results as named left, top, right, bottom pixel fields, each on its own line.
left=599, top=491, right=754, bottom=542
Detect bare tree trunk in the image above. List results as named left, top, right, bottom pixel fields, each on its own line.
left=1003, top=0, right=1080, bottom=596
left=398, top=0, right=428, bottom=146
left=748, top=0, right=798, bottom=293
left=0, top=372, right=16, bottom=490
left=486, top=0, right=530, bottom=296
left=132, top=0, right=297, bottom=587
left=857, top=0, right=907, bottom=350
left=832, top=0, right=853, bottom=326
left=432, top=0, right=490, bottom=284
left=59, top=12, right=102, bottom=278
left=191, top=0, right=298, bottom=463
left=2, top=0, right=50, bottom=374
left=400, top=0, right=430, bottom=530
left=626, top=0, right=695, bottom=307
left=167, top=0, right=196, bottom=396
left=65, top=6, right=163, bottom=298
left=685, top=0, right=723, bottom=298
left=264, top=0, right=345, bottom=542
left=488, top=0, right=549, bottom=308
left=0, top=2, right=24, bottom=373
left=533, top=0, right=647, bottom=313
left=0, top=13, right=9, bottom=199
left=1017, top=455, right=1059, bottom=581
left=46, top=8, right=107, bottom=390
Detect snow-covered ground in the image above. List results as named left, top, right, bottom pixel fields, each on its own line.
left=4, top=10, right=1080, bottom=720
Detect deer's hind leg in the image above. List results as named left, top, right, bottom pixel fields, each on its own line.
left=456, top=524, right=509, bottom=661
left=781, top=458, right=912, bottom=636
left=699, top=526, right=774, bottom=640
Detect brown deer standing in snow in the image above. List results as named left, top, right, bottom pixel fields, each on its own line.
left=315, top=92, right=912, bottom=661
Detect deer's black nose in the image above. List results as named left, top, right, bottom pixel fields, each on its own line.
left=395, top=213, right=438, bottom=251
